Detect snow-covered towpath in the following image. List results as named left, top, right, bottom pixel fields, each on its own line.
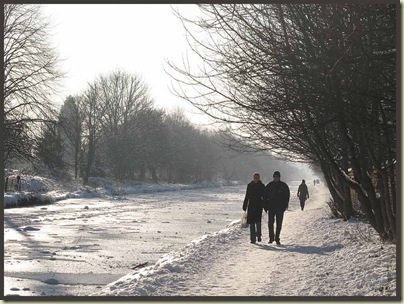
left=97, top=183, right=396, bottom=297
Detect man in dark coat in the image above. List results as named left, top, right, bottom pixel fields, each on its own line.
left=264, top=171, right=290, bottom=245
left=297, top=179, right=309, bottom=211
left=243, top=172, right=265, bottom=244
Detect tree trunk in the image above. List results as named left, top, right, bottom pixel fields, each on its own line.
left=84, top=135, right=95, bottom=185
left=381, top=175, right=397, bottom=239
left=167, top=167, right=173, bottom=183
left=74, top=147, right=79, bottom=180
left=149, top=166, right=158, bottom=184
left=74, top=124, right=81, bottom=180
left=139, top=165, right=146, bottom=181
left=5, top=177, right=8, bottom=193
left=389, top=164, right=396, bottom=216
left=320, top=161, right=344, bottom=216
left=377, top=174, right=390, bottom=234
left=338, top=119, right=353, bottom=220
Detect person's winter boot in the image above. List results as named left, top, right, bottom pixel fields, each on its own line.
left=257, top=236, right=262, bottom=242
left=268, top=238, right=274, bottom=244
left=276, top=240, right=281, bottom=245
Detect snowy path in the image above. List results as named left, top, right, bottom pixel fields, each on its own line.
left=98, top=183, right=396, bottom=297
left=185, top=186, right=343, bottom=296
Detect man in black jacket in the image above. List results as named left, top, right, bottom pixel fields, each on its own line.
left=264, top=171, right=290, bottom=245
left=243, top=172, right=265, bottom=244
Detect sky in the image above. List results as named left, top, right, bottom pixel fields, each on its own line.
left=41, top=4, right=212, bottom=126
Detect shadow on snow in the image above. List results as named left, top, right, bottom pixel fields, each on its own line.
left=255, top=243, right=343, bottom=255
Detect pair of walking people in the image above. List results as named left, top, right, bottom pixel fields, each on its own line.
left=242, top=171, right=290, bottom=245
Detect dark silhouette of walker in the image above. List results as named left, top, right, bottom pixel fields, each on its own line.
left=297, top=179, right=309, bottom=211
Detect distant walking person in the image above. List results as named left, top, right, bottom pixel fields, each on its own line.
left=297, top=179, right=309, bottom=211
left=243, top=172, right=265, bottom=244
left=264, top=171, right=290, bottom=245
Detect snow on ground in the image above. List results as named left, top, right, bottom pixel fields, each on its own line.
left=4, top=185, right=245, bottom=296
left=87, top=176, right=229, bottom=197
left=4, top=172, right=96, bottom=208
left=4, top=178, right=397, bottom=297
left=96, top=183, right=396, bottom=297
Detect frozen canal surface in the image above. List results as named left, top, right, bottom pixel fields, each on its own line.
left=4, top=185, right=246, bottom=296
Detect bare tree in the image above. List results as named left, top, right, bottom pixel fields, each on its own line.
left=78, top=70, right=154, bottom=183
left=34, top=121, right=65, bottom=177
left=4, top=4, right=64, bottom=164
left=97, top=70, right=154, bottom=181
left=58, top=96, right=83, bottom=179
left=79, top=83, right=106, bottom=185
left=132, top=107, right=168, bottom=183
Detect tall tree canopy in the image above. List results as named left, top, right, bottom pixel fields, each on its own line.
left=4, top=4, right=64, bottom=163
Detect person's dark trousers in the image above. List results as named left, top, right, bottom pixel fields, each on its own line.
left=268, top=210, right=285, bottom=242
left=249, top=222, right=262, bottom=243
left=300, top=198, right=306, bottom=210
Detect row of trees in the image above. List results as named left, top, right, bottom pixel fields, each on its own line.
left=35, top=72, right=217, bottom=185
left=168, top=4, right=397, bottom=241
left=35, top=70, right=307, bottom=185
